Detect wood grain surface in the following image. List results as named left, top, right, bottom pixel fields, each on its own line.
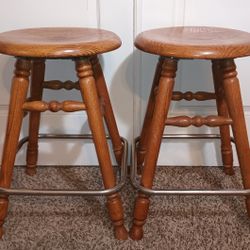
left=76, top=58, right=128, bottom=240
left=0, top=27, right=121, bottom=58
left=26, top=60, right=45, bottom=176
left=0, top=59, right=31, bottom=238
left=135, top=26, right=250, bottom=59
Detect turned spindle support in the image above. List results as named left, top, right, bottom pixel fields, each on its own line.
left=165, top=115, right=232, bottom=127
left=26, top=60, right=45, bottom=175
left=91, top=56, right=124, bottom=166
left=43, top=80, right=80, bottom=90
left=136, top=57, right=164, bottom=173
left=0, top=59, right=31, bottom=238
left=212, top=60, right=234, bottom=175
left=0, top=27, right=127, bottom=240
left=172, top=91, right=216, bottom=101
left=221, top=59, right=250, bottom=215
left=130, top=26, right=250, bottom=241
left=130, top=58, right=177, bottom=240
left=23, top=100, right=86, bottom=112
left=75, top=58, right=128, bottom=240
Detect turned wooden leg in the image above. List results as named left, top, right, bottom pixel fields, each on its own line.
left=26, top=60, right=45, bottom=176
left=0, top=59, right=31, bottom=238
left=136, top=57, right=163, bottom=173
left=75, top=58, right=128, bottom=240
left=220, top=59, right=250, bottom=216
left=212, top=60, right=234, bottom=175
left=129, top=58, right=178, bottom=240
left=90, top=56, right=123, bottom=166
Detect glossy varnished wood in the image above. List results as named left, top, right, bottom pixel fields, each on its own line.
left=0, top=59, right=31, bottom=238
left=75, top=59, right=128, bottom=240
left=212, top=60, right=234, bottom=175
left=172, top=91, right=216, bottom=101
left=0, top=28, right=127, bottom=240
left=43, top=80, right=80, bottom=90
left=23, top=100, right=86, bottom=112
left=0, top=28, right=121, bottom=58
left=136, top=57, right=164, bottom=172
left=135, top=27, right=250, bottom=59
left=221, top=59, right=250, bottom=215
left=26, top=60, right=45, bottom=176
left=130, top=58, right=178, bottom=240
left=91, top=56, right=124, bottom=165
left=131, top=27, right=250, bottom=240
left=165, top=115, right=232, bottom=127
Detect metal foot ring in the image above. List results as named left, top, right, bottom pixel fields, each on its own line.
left=0, top=134, right=128, bottom=196
left=131, top=134, right=250, bottom=196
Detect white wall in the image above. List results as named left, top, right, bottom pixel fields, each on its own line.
left=134, top=0, right=250, bottom=166
left=0, top=0, right=249, bottom=166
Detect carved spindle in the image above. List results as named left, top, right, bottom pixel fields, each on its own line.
left=212, top=60, right=234, bottom=175
left=75, top=58, right=127, bottom=240
left=107, top=194, right=128, bottom=238
left=136, top=57, right=164, bottom=173
left=91, top=56, right=124, bottom=166
left=165, top=115, right=232, bottom=127
left=221, top=59, right=250, bottom=216
left=172, top=91, right=216, bottom=101
left=43, top=80, right=80, bottom=90
left=22, top=100, right=86, bottom=112
left=0, top=59, right=31, bottom=238
left=26, top=59, right=45, bottom=176
left=130, top=58, right=178, bottom=240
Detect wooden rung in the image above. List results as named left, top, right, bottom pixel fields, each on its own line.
left=165, top=115, right=232, bottom=127
left=172, top=91, right=216, bottom=101
left=23, top=100, right=86, bottom=112
left=43, top=80, right=80, bottom=90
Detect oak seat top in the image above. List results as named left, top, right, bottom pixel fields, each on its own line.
left=0, top=27, right=121, bottom=58
left=135, top=26, right=250, bottom=59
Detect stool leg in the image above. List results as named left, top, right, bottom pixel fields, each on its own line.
left=90, top=56, right=123, bottom=165
left=75, top=58, right=128, bottom=240
left=212, top=60, right=234, bottom=175
left=130, top=58, right=178, bottom=240
left=0, top=59, right=31, bottom=238
left=26, top=60, right=45, bottom=176
left=220, top=59, right=250, bottom=215
left=137, top=57, right=163, bottom=173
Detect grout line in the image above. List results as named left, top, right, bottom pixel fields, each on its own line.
left=132, top=0, right=137, bottom=140
left=182, top=0, right=186, bottom=26
left=173, top=0, right=186, bottom=26
left=132, top=0, right=143, bottom=138
left=96, top=0, right=101, bottom=29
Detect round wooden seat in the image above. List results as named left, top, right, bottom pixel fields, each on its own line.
left=130, top=26, right=250, bottom=240
left=0, top=27, right=128, bottom=240
left=0, top=27, right=121, bottom=58
left=135, top=26, right=250, bottom=59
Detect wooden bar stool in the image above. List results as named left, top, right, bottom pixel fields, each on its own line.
left=129, top=26, right=250, bottom=240
left=0, top=27, right=128, bottom=240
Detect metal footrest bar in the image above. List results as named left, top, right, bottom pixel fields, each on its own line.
left=0, top=134, right=128, bottom=196
left=130, top=134, right=250, bottom=196
left=155, top=133, right=235, bottom=143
